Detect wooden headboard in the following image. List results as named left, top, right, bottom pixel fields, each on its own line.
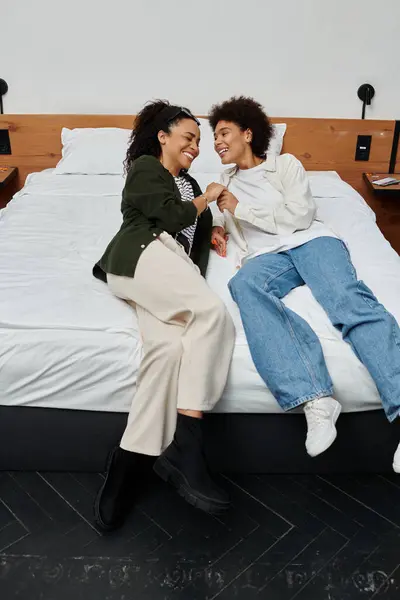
left=0, top=115, right=397, bottom=191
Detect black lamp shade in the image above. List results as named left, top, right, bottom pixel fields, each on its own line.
left=357, top=83, right=375, bottom=119
left=0, top=79, right=8, bottom=96
left=0, top=79, right=8, bottom=114
left=357, top=84, right=375, bottom=105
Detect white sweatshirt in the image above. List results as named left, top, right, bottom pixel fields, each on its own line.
left=213, top=153, right=337, bottom=264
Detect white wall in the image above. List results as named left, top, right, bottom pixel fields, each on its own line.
left=2, top=0, right=399, bottom=118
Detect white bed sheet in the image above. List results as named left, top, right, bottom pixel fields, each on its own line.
left=1, top=168, right=399, bottom=415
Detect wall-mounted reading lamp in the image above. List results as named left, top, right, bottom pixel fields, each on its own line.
left=357, top=83, right=375, bottom=119
left=0, top=79, right=8, bottom=114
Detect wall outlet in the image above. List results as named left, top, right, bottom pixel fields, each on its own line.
left=355, top=134, right=372, bottom=161
left=0, top=129, right=11, bottom=155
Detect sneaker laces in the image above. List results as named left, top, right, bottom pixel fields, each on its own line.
left=304, top=402, right=330, bottom=431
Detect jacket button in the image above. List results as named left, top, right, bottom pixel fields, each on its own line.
left=153, top=233, right=157, bottom=237
left=141, top=244, right=145, bottom=249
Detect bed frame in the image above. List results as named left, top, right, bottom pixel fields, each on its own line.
left=0, top=114, right=399, bottom=473
left=0, top=114, right=398, bottom=190
left=0, top=407, right=399, bottom=473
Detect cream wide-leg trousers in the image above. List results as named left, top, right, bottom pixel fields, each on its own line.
left=107, top=233, right=235, bottom=456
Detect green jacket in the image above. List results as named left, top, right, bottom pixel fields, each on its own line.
left=93, top=155, right=212, bottom=281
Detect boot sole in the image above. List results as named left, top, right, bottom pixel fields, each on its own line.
left=153, top=456, right=230, bottom=515
left=307, top=403, right=342, bottom=458
left=94, top=448, right=124, bottom=533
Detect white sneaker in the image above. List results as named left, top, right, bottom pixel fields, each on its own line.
left=304, top=397, right=342, bottom=458
left=393, top=442, right=400, bottom=473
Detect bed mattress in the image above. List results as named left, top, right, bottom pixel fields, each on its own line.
left=1, top=169, right=399, bottom=415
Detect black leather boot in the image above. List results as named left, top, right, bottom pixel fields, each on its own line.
left=94, top=447, right=152, bottom=532
left=153, top=414, right=230, bottom=515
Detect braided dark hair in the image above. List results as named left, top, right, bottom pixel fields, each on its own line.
left=124, top=100, right=197, bottom=174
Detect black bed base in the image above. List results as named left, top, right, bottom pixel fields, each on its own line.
left=1, top=406, right=398, bottom=473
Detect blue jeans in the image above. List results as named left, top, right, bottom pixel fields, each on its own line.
left=228, top=237, right=400, bottom=422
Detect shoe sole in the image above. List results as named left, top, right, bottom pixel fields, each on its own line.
left=307, top=403, right=342, bottom=458
left=94, top=448, right=124, bottom=533
left=153, top=456, right=230, bottom=516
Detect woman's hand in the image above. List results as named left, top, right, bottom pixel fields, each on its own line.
left=192, top=194, right=209, bottom=215
left=217, top=190, right=239, bottom=214
left=192, top=184, right=226, bottom=215
left=211, top=226, right=228, bottom=257
left=205, top=182, right=226, bottom=203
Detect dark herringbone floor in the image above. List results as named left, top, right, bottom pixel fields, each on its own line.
left=0, top=471, right=399, bottom=600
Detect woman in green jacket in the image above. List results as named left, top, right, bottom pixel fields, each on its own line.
left=93, top=101, right=235, bottom=531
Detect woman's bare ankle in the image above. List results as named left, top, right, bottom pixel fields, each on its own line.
left=178, top=409, right=203, bottom=419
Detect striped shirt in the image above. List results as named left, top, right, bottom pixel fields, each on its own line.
left=174, top=175, right=198, bottom=254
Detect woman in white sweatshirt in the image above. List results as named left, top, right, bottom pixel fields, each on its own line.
left=209, top=96, right=400, bottom=472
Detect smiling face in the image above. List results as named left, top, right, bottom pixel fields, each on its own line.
left=158, top=118, right=200, bottom=175
left=214, top=120, right=252, bottom=165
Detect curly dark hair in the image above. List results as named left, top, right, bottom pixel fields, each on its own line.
left=208, top=96, right=274, bottom=159
left=124, top=100, right=198, bottom=173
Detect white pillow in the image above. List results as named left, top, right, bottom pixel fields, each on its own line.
left=270, top=123, right=287, bottom=155
left=189, top=118, right=286, bottom=174
left=55, top=128, right=131, bottom=175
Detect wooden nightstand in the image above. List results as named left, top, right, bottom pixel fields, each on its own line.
left=0, top=166, right=18, bottom=209
left=360, top=172, right=400, bottom=256
left=363, top=172, right=400, bottom=198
